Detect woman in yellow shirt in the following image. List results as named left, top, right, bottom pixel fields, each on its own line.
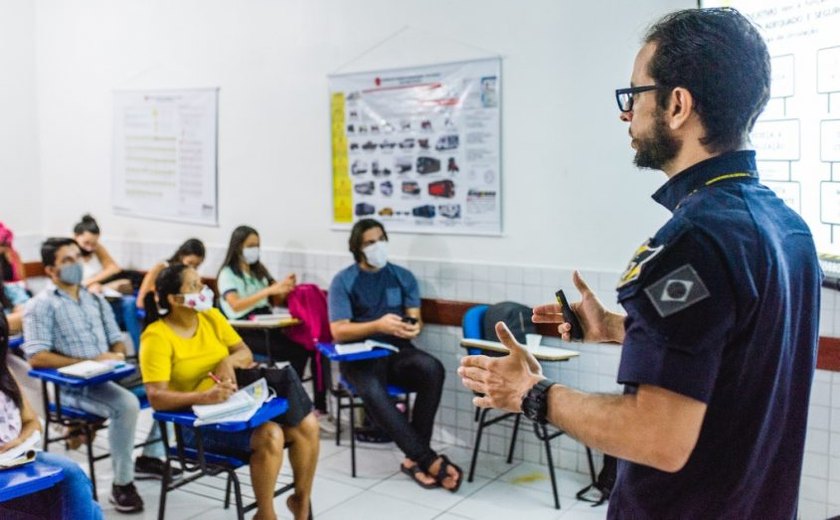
left=140, top=264, right=318, bottom=520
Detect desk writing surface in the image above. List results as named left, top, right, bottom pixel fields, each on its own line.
left=460, top=338, right=579, bottom=361
left=28, top=364, right=137, bottom=387
left=228, top=318, right=300, bottom=329
left=153, top=397, right=288, bottom=432
left=0, top=461, right=65, bottom=503
left=316, top=342, right=393, bottom=362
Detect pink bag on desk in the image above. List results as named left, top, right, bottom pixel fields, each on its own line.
left=286, top=284, right=333, bottom=392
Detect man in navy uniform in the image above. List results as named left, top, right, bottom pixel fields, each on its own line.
left=459, top=8, right=822, bottom=519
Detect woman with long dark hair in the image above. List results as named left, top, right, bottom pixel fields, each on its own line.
left=0, top=313, right=103, bottom=519
left=140, top=265, right=318, bottom=520
left=136, top=238, right=205, bottom=309
left=217, top=226, right=310, bottom=376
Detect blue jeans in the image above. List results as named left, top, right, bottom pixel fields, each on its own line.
left=62, top=381, right=163, bottom=485
left=340, top=344, right=445, bottom=469
left=0, top=452, right=103, bottom=520
left=109, top=295, right=141, bottom=353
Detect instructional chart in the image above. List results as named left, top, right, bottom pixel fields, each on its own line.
left=112, top=89, right=219, bottom=226
left=704, top=0, right=840, bottom=253
left=329, top=58, right=501, bottom=235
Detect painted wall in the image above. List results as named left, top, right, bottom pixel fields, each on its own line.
left=0, top=0, right=40, bottom=236
left=31, top=0, right=688, bottom=273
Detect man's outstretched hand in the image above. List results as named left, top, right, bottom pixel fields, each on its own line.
left=458, top=322, right=544, bottom=412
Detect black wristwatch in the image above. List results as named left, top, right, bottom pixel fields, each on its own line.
left=521, top=378, right=556, bottom=424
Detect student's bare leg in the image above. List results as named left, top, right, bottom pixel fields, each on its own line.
left=282, top=412, right=319, bottom=520
left=250, top=422, right=285, bottom=520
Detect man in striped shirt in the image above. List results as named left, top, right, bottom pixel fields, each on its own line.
left=22, top=237, right=169, bottom=513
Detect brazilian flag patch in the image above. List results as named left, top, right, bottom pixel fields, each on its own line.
left=617, top=240, right=664, bottom=289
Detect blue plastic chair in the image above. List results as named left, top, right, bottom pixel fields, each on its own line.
left=28, top=365, right=160, bottom=500
left=153, top=398, right=299, bottom=520
left=463, top=304, right=574, bottom=510
left=317, top=343, right=411, bottom=478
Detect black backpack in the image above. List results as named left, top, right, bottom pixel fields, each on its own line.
left=481, top=301, right=536, bottom=343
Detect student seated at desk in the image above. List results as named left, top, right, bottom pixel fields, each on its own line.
left=0, top=221, right=25, bottom=284
left=1, top=266, right=28, bottom=334
left=73, top=214, right=142, bottom=352
left=141, top=264, right=319, bottom=520
left=136, top=238, right=205, bottom=310
left=328, top=218, right=462, bottom=492
left=22, top=237, right=168, bottom=514
left=217, top=226, right=310, bottom=377
left=0, top=313, right=103, bottom=520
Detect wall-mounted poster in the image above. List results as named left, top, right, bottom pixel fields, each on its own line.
left=701, top=0, right=840, bottom=254
left=112, top=88, right=219, bottom=226
left=329, top=58, right=502, bottom=235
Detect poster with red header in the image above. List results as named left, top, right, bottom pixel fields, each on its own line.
left=329, top=58, right=501, bottom=235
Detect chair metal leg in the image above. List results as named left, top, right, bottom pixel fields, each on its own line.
left=231, top=470, right=245, bottom=520
left=349, top=396, right=357, bottom=478
left=86, top=423, right=98, bottom=501
left=473, top=405, right=481, bottom=422
left=539, top=423, right=561, bottom=510
left=224, top=472, right=233, bottom=509
left=468, top=407, right=490, bottom=482
left=157, top=421, right=170, bottom=520
left=41, top=381, right=51, bottom=452
left=335, top=393, right=342, bottom=447
left=507, top=413, right=522, bottom=464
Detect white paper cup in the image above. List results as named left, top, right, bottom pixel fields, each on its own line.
left=525, top=333, right=542, bottom=351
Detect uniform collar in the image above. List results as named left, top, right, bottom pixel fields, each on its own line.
left=652, top=150, right=758, bottom=212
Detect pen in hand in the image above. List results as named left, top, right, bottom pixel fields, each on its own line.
left=208, top=372, right=223, bottom=385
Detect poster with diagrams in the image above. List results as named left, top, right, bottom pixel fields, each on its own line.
left=329, top=58, right=501, bottom=235
left=703, top=0, right=840, bottom=254
left=112, top=88, right=219, bottom=226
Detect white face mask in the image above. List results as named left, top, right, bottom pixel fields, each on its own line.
left=363, top=241, right=389, bottom=269
left=181, top=285, right=214, bottom=312
left=242, top=246, right=260, bottom=264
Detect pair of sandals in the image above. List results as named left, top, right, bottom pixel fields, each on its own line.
left=400, top=454, right=463, bottom=492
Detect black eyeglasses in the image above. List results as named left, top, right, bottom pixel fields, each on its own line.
left=615, top=85, right=658, bottom=113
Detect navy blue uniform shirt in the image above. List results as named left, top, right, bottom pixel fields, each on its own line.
left=608, top=151, right=821, bottom=519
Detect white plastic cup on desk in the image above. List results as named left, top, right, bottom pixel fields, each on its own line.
left=525, top=333, right=542, bottom=352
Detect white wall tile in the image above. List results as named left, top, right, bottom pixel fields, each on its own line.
left=812, top=380, right=832, bottom=407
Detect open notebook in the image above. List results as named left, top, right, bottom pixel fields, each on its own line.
left=191, top=378, right=271, bottom=426
left=0, top=430, right=41, bottom=469
left=334, top=339, right=399, bottom=355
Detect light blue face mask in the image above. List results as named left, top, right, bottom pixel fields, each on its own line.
left=58, top=262, right=83, bottom=286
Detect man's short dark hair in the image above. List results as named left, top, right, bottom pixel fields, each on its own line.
left=41, top=237, right=79, bottom=267
left=644, top=7, right=770, bottom=153
left=349, top=219, right=387, bottom=263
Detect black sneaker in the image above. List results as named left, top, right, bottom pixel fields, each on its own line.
left=134, top=456, right=182, bottom=480
left=109, top=482, right=144, bottom=513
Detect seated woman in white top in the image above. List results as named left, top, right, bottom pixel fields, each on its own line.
left=217, top=226, right=310, bottom=377
left=136, top=238, right=205, bottom=310
left=73, top=214, right=142, bottom=350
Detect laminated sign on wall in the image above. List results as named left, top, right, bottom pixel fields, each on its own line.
left=702, top=0, right=840, bottom=254
left=329, top=58, right=502, bottom=235
left=112, top=88, right=219, bottom=226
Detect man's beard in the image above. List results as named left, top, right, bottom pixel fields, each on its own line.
left=633, top=110, right=681, bottom=170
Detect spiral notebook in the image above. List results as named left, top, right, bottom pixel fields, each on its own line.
left=192, top=378, right=271, bottom=426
